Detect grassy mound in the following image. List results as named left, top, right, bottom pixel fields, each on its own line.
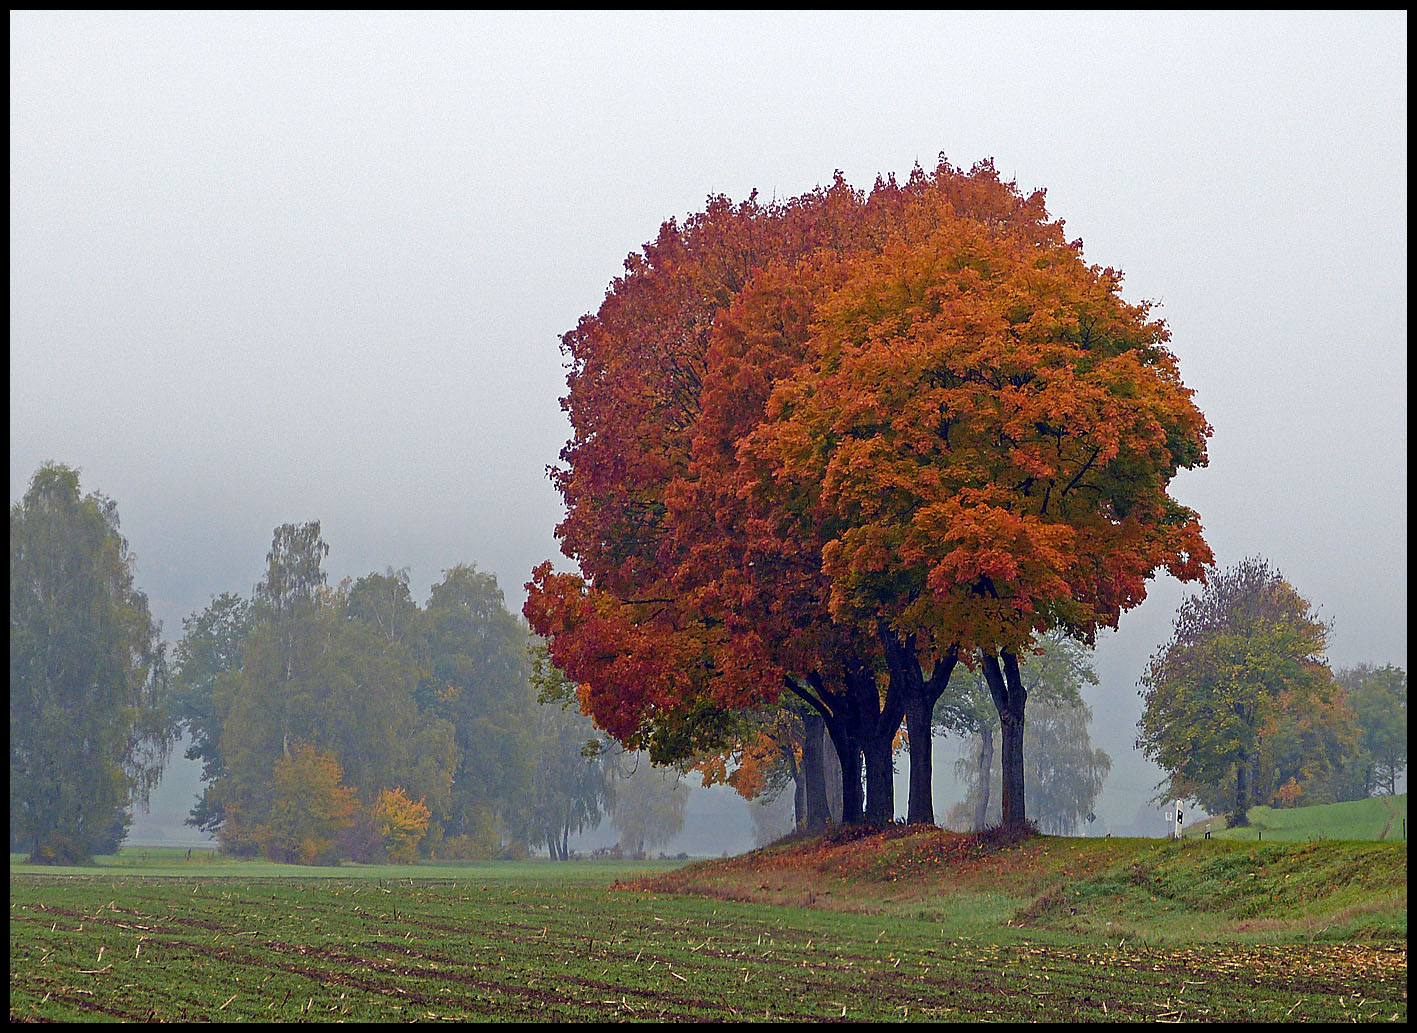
left=621, top=823, right=1407, bottom=944
left=1188, top=793, right=1407, bottom=842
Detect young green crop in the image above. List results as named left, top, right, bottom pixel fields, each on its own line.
left=10, top=841, right=1406, bottom=1023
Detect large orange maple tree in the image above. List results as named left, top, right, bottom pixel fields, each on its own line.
left=737, top=164, right=1212, bottom=826
left=526, top=177, right=905, bottom=824
left=526, top=158, right=1212, bottom=830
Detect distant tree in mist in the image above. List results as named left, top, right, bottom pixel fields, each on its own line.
left=173, top=527, right=573, bottom=863
left=191, top=523, right=456, bottom=861
left=695, top=703, right=843, bottom=836
left=170, top=591, right=253, bottom=834
left=1335, top=664, right=1407, bottom=797
left=747, top=786, right=797, bottom=847
left=1137, top=557, right=1358, bottom=825
left=10, top=462, right=176, bottom=862
left=522, top=645, right=614, bottom=860
left=608, top=753, right=689, bottom=857
left=420, top=563, right=537, bottom=857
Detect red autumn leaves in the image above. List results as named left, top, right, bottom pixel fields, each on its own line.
left=525, top=158, right=1211, bottom=826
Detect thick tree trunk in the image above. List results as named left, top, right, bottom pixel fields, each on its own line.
left=831, top=727, right=865, bottom=824
left=784, top=673, right=865, bottom=825
left=903, top=692, right=936, bottom=825
left=981, top=650, right=1029, bottom=830
left=800, top=711, right=831, bottom=832
left=973, top=726, right=994, bottom=831
left=840, top=651, right=901, bottom=824
left=880, top=625, right=960, bottom=826
left=863, top=732, right=895, bottom=823
left=999, top=709, right=1026, bottom=829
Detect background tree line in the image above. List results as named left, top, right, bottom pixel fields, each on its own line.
left=11, top=463, right=694, bottom=864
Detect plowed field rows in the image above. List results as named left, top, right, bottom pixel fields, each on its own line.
left=10, top=870, right=1406, bottom=1022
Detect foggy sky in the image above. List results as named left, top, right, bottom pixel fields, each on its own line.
left=9, top=11, right=1408, bottom=826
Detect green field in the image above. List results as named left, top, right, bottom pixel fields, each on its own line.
left=9, top=831, right=1407, bottom=1023
left=1185, top=793, right=1407, bottom=843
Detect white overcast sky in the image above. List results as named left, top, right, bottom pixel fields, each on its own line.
left=9, top=11, right=1408, bottom=790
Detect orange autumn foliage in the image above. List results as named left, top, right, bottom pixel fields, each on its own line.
left=526, top=159, right=1211, bottom=823
left=374, top=786, right=432, bottom=864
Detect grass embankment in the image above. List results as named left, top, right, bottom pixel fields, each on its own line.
left=10, top=831, right=1406, bottom=1023
left=626, top=823, right=1407, bottom=944
left=1186, top=793, right=1408, bottom=843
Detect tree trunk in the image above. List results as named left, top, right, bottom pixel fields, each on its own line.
left=903, top=691, right=936, bottom=825
left=981, top=650, right=1029, bottom=830
left=845, top=652, right=900, bottom=824
left=829, top=723, right=864, bottom=824
left=973, top=726, right=994, bottom=831
left=863, top=732, right=895, bottom=823
left=895, top=636, right=959, bottom=826
left=999, top=708, right=1026, bottom=829
left=791, top=751, right=805, bottom=831
left=800, top=711, right=831, bottom=832
left=880, top=625, right=928, bottom=825
left=783, top=673, right=865, bottom=825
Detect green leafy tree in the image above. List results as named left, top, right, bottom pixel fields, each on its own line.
left=255, top=742, right=358, bottom=865
left=209, top=523, right=334, bottom=854
left=208, top=525, right=455, bottom=856
left=1137, top=557, right=1347, bottom=825
left=423, top=564, right=538, bottom=853
left=170, top=591, right=253, bottom=833
left=317, top=589, right=456, bottom=818
left=608, top=752, right=689, bottom=857
left=10, top=463, right=176, bottom=863
left=523, top=646, right=614, bottom=859
left=1335, top=664, right=1407, bottom=797
left=348, top=567, right=427, bottom=651
left=1258, top=685, right=1361, bottom=807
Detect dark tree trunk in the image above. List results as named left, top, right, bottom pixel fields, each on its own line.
left=863, top=733, right=894, bottom=823
left=831, top=725, right=865, bottom=824
left=881, top=626, right=960, bottom=826
left=973, top=726, right=995, bottom=831
left=902, top=692, right=936, bottom=825
left=999, top=709, right=1026, bottom=829
left=784, top=672, right=866, bottom=825
left=800, top=711, right=831, bottom=832
left=847, top=657, right=900, bottom=824
left=981, top=650, right=1029, bottom=830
